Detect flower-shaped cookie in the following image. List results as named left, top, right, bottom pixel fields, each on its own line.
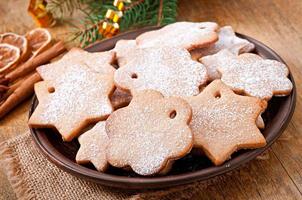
left=106, top=90, right=193, bottom=175
left=191, top=26, right=255, bottom=60
left=29, top=64, right=115, bottom=141
left=217, top=52, right=293, bottom=100
left=114, top=46, right=208, bottom=97
left=186, top=80, right=267, bottom=165
left=76, top=121, right=109, bottom=171
left=136, top=22, right=219, bottom=50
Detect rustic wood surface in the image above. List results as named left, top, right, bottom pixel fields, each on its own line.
left=0, top=0, right=301, bottom=199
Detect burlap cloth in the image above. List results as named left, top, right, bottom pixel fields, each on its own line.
left=0, top=131, right=236, bottom=200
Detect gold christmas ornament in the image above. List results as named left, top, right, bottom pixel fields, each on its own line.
left=28, top=0, right=56, bottom=28
left=105, top=9, right=123, bottom=23
left=99, top=0, right=130, bottom=37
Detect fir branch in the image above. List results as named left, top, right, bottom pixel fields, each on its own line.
left=46, top=0, right=88, bottom=18
left=157, top=0, right=164, bottom=25
left=60, top=0, right=178, bottom=47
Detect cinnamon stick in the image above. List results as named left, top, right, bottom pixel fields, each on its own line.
left=0, top=79, right=22, bottom=102
left=0, top=73, right=41, bottom=119
left=5, top=41, right=66, bottom=82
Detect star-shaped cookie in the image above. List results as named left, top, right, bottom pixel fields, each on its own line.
left=114, top=46, right=208, bottom=97
left=185, top=80, right=267, bottom=165
left=191, top=26, right=255, bottom=60
left=76, top=121, right=109, bottom=172
left=106, top=90, right=193, bottom=175
left=28, top=63, right=115, bottom=141
left=136, top=22, right=219, bottom=50
left=217, top=52, right=293, bottom=100
left=37, top=48, right=116, bottom=80
left=200, top=49, right=235, bottom=80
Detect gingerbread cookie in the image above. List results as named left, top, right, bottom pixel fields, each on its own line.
left=28, top=63, right=115, bottom=141
left=112, top=40, right=137, bottom=67
left=136, top=22, right=219, bottom=50
left=185, top=80, right=267, bottom=165
left=37, top=48, right=116, bottom=80
left=110, top=88, right=132, bottom=109
left=257, top=114, right=265, bottom=129
left=76, top=121, right=109, bottom=172
left=216, top=52, right=293, bottom=100
left=200, top=49, right=235, bottom=81
left=114, top=46, right=208, bottom=97
left=191, top=26, right=254, bottom=60
left=106, top=90, right=193, bottom=175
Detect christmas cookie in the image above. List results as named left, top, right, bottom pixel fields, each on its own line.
left=110, top=88, right=132, bottom=109
left=217, top=52, right=293, bottom=100
left=37, top=48, right=116, bottom=79
left=136, top=22, right=219, bottom=50
left=191, top=26, right=254, bottom=60
left=106, top=90, right=193, bottom=175
left=114, top=46, right=208, bottom=97
left=28, top=63, right=115, bottom=141
left=185, top=80, right=267, bottom=165
left=200, top=49, right=234, bottom=81
left=113, top=39, right=137, bottom=67
left=76, top=121, right=109, bottom=172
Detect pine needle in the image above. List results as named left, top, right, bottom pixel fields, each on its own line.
left=47, top=0, right=178, bottom=47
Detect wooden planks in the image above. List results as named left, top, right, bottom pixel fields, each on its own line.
left=177, top=0, right=302, bottom=199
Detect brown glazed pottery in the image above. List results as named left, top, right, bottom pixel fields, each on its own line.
left=29, top=27, right=296, bottom=189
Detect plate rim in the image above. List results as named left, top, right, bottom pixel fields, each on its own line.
left=29, top=27, right=297, bottom=189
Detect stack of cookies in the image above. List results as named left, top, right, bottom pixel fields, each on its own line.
left=28, top=22, right=293, bottom=176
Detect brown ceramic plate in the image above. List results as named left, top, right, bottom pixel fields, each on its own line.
left=29, top=27, right=296, bottom=190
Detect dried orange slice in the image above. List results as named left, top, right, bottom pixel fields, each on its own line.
left=0, top=44, right=20, bottom=73
left=26, top=28, right=52, bottom=58
left=0, top=33, right=30, bottom=61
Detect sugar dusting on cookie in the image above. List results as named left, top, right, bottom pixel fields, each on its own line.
left=136, top=22, right=219, bottom=50
left=114, top=46, right=208, bottom=97
left=217, top=52, right=293, bottom=100
left=106, top=90, right=193, bottom=175
left=29, top=64, right=115, bottom=141
left=192, top=26, right=255, bottom=60
left=186, top=80, right=267, bottom=165
left=76, top=121, right=109, bottom=171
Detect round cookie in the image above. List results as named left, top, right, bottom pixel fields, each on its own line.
left=114, top=46, right=208, bottom=97
left=136, top=22, right=219, bottom=51
left=106, top=90, right=193, bottom=176
left=185, top=80, right=267, bottom=165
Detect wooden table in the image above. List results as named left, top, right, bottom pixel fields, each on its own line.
left=1, top=0, right=301, bottom=199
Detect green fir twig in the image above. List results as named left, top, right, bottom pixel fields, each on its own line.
left=47, top=0, right=178, bottom=47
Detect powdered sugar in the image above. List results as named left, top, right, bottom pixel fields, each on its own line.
left=29, top=63, right=114, bottom=141
left=136, top=22, right=219, bottom=50
left=106, top=90, right=193, bottom=175
left=186, top=80, right=267, bottom=165
left=192, top=26, right=255, bottom=60
left=114, top=46, right=208, bottom=97
left=217, top=52, right=293, bottom=100
left=76, top=121, right=109, bottom=171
